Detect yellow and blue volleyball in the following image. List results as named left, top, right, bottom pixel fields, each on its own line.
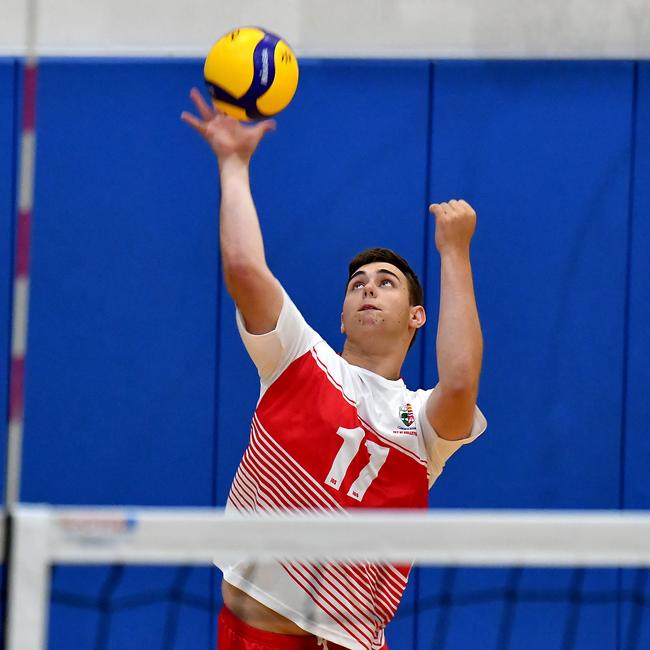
left=204, top=27, right=299, bottom=121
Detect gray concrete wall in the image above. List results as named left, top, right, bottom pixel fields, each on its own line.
left=2, top=0, right=650, bottom=58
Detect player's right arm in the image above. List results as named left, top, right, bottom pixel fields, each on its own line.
left=181, top=87, right=282, bottom=334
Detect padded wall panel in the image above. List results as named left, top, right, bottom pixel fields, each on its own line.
left=623, top=63, right=650, bottom=510
left=214, top=60, right=431, bottom=650
left=0, top=60, right=18, bottom=499
left=48, top=566, right=212, bottom=650
left=419, top=61, right=634, bottom=650
left=22, top=60, right=218, bottom=506
left=425, top=61, right=633, bottom=510
left=20, top=60, right=218, bottom=650
left=620, top=62, right=650, bottom=650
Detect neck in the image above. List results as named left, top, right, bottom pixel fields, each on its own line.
left=340, top=339, right=407, bottom=381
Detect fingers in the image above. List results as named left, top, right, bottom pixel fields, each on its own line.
left=256, top=119, right=277, bottom=135
left=181, top=88, right=215, bottom=135
left=190, top=87, right=215, bottom=121
left=429, top=202, right=449, bottom=217
left=180, top=111, right=206, bottom=135
left=244, top=119, right=277, bottom=145
left=429, top=199, right=475, bottom=215
left=430, top=200, right=456, bottom=214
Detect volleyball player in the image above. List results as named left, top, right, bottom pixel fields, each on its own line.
left=182, top=88, right=486, bottom=650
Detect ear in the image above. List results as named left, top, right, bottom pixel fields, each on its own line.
left=410, top=305, right=426, bottom=330
left=340, top=313, right=346, bottom=334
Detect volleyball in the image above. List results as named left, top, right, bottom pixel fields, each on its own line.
left=204, top=27, right=299, bottom=121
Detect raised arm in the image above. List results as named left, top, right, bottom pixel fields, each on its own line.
left=181, top=88, right=283, bottom=334
left=425, top=200, right=483, bottom=441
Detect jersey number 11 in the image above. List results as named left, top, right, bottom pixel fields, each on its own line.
left=324, top=427, right=389, bottom=502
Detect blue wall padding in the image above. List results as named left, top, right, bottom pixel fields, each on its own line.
left=0, top=60, right=18, bottom=497
left=18, top=60, right=219, bottom=650
left=418, top=567, right=620, bottom=650
left=425, top=61, right=634, bottom=510
left=0, top=57, right=647, bottom=649
left=620, top=62, right=650, bottom=650
left=49, top=566, right=213, bottom=649
left=417, top=61, right=634, bottom=650
left=624, top=62, right=650, bottom=510
left=0, top=58, right=18, bottom=650
left=21, top=60, right=219, bottom=506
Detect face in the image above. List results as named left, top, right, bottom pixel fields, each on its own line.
left=341, top=262, right=424, bottom=344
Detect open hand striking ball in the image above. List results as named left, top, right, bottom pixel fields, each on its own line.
left=204, top=27, right=299, bottom=121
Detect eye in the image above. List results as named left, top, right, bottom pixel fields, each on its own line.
left=380, top=278, right=394, bottom=287
left=351, top=281, right=364, bottom=290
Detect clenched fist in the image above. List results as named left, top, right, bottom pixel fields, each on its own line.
left=429, top=200, right=477, bottom=256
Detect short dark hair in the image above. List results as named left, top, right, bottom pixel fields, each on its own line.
left=346, top=247, right=424, bottom=348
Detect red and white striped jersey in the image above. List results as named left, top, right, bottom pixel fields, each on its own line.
left=218, top=289, right=487, bottom=650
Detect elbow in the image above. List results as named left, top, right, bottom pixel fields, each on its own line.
left=439, top=353, right=482, bottom=398
left=438, top=374, right=480, bottom=402
left=222, top=259, right=270, bottom=296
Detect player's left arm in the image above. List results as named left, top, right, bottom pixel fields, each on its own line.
left=425, top=199, right=483, bottom=441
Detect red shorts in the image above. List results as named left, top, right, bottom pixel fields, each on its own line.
left=217, top=605, right=352, bottom=650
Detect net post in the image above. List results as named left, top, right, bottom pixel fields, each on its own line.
left=6, top=506, right=51, bottom=650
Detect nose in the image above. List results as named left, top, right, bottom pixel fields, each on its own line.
left=363, top=281, right=376, bottom=297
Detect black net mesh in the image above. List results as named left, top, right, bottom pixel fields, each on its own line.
left=43, top=565, right=650, bottom=650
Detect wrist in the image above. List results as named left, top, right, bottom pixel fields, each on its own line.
left=218, top=153, right=251, bottom=175
left=438, top=246, right=471, bottom=264
left=218, top=155, right=251, bottom=187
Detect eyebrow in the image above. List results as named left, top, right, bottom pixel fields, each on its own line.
left=348, top=268, right=401, bottom=283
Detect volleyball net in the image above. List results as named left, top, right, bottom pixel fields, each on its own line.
left=4, top=505, right=650, bottom=650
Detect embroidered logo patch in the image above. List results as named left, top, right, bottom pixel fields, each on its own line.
left=399, top=403, right=415, bottom=427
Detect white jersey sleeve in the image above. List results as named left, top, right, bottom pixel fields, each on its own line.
left=415, top=388, right=487, bottom=486
left=235, top=287, right=321, bottom=386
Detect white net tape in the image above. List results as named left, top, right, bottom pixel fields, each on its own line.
left=6, top=505, right=650, bottom=649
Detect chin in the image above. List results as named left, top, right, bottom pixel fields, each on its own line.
left=357, top=312, right=383, bottom=324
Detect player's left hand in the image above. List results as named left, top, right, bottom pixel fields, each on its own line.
left=429, top=200, right=477, bottom=256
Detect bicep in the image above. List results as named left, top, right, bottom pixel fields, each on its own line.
left=235, top=281, right=319, bottom=385
left=424, top=384, right=477, bottom=441
left=225, top=265, right=284, bottom=335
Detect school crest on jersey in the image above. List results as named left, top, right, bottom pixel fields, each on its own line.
left=399, top=403, right=415, bottom=427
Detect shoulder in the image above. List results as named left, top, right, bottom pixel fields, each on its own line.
left=237, top=288, right=324, bottom=385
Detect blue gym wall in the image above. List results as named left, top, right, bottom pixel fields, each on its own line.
left=0, top=59, right=18, bottom=505
left=0, top=58, right=648, bottom=649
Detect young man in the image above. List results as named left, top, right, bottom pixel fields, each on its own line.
left=182, top=89, right=486, bottom=650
